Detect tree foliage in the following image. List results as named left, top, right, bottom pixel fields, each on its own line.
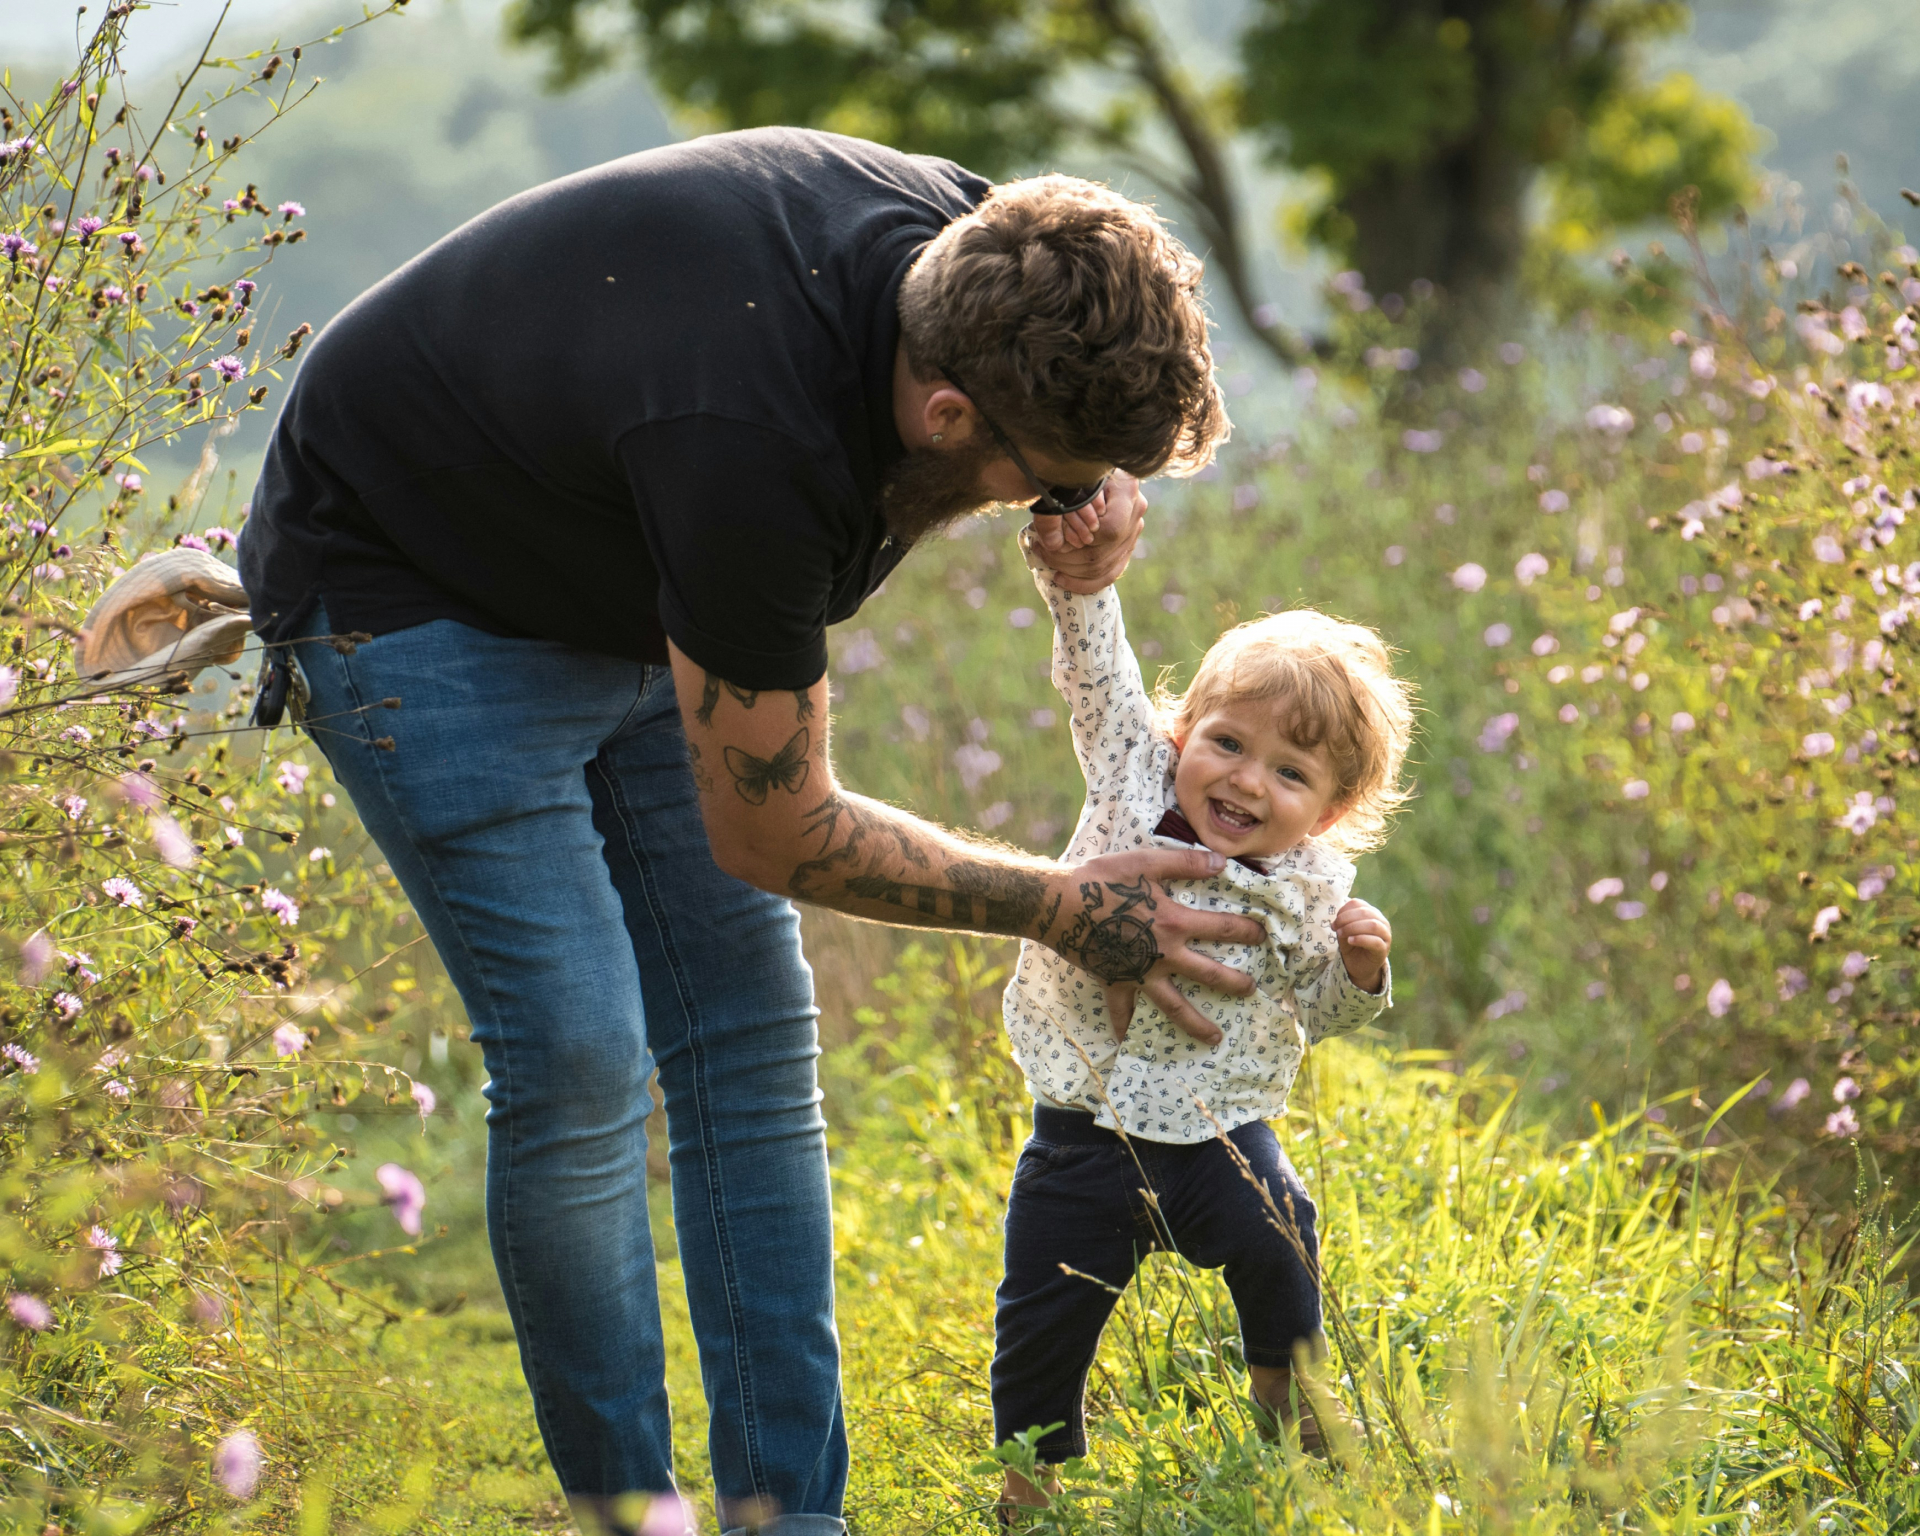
left=508, top=0, right=1762, bottom=354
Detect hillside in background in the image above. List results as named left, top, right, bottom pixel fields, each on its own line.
left=2, top=0, right=1915, bottom=471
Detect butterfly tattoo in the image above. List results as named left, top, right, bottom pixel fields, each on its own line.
left=724, top=727, right=812, bottom=805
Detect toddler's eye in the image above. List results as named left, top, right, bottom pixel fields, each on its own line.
left=1214, top=734, right=1242, bottom=754
left=1279, top=765, right=1306, bottom=784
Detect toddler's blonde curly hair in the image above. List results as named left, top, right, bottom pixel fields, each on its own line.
left=1154, top=608, right=1416, bottom=857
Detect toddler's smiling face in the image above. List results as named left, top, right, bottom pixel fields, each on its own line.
left=1172, top=702, right=1347, bottom=860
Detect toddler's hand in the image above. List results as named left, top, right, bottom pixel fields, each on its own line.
left=1333, top=899, right=1391, bottom=994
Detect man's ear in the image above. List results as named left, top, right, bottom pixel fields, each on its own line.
left=924, top=385, right=975, bottom=445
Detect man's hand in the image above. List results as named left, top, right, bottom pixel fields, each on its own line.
left=1027, top=472, right=1147, bottom=594
left=1047, top=847, right=1265, bottom=1047
left=1333, top=899, right=1391, bottom=994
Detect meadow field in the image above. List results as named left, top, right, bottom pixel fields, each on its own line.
left=1, top=9, right=1917, bottom=1533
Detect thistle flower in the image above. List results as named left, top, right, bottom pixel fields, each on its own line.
left=6, top=1293, right=53, bottom=1331
left=212, top=355, right=245, bottom=384
left=213, top=1429, right=263, bottom=1498
left=1477, top=714, right=1518, bottom=753
left=271, top=1023, right=306, bottom=1057
left=1836, top=792, right=1878, bottom=835
left=3, top=1042, right=40, bottom=1074
left=87, top=1225, right=122, bottom=1277
left=1706, top=978, right=1734, bottom=1018
left=275, top=761, right=308, bottom=794
left=260, top=888, right=299, bottom=927
left=52, top=993, right=83, bottom=1021
left=102, top=876, right=141, bottom=907
left=411, top=1081, right=436, bottom=1118
left=1825, top=1104, right=1860, bottom=1137
left=376, top=1163, right=426, bottom=1236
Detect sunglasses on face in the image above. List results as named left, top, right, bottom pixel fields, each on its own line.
left=939, top=367, right=1111, bottom=516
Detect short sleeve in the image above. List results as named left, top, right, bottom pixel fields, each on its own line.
left=620, top=417, right=866, bottom=690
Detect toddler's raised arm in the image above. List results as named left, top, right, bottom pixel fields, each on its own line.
left=1019, top=527, right=1160, bottom=799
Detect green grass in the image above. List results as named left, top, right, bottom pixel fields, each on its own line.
left=275, top=942, right=1914, bottom=1536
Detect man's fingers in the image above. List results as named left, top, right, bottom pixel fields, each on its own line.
left=1122, top=846, right=1231, bottom=882
left=1178, top=907, right=1267, bottom=949
left=1104, top=983, right=1137, bottom=1040
left=1142, top=976, right=1223, bottom=1045
left=1162, top=948, right=1256, bottom=997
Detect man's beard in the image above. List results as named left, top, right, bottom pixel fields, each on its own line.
left=879, top=434, right=1006, bottom=544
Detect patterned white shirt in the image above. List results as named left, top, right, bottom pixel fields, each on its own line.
left=1004, top=552, right=1392, bottom=1144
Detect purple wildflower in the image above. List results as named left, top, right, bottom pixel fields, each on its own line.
left=271, top=1023, right=306, bottom=1057
left=639, top=1494, right=695, bottom=1536
left=118, top=771, right=160, bottom=809
left=1706, top=978, right=1734, bottom=1018
left=1477, top=713, right=1518, bottom=753
left=260, top=888, right=299, bottom=927
left=88, top=1225, right=122, bottom=1278
left=275, top=761, right=308, bottom=795
left=102, top=876, right=141, bottom=908
left=52, top=993, right=83, bottom=1022
left=411, top=1080, right=437, bottom=1119
left=278, top=200, right=305, bottom=219
left=204, top=526, right=237, bottom=549
left=74, top=215, right=103, bottom=243
left=1451, top=563, right=1487, bottom=593
left=376, top=1163, right=427, bottom=1236
left=175, top=533, right=211, bottom=553
left=1, top=233, right=36, bottom=262
left=3, top=1042, right=39, bottom=1074
left=212, top=355, right=245, bottom=384
left=1825, top=1104, right=1860, bottom=1137
left=1776, top=966, right=1809, bottom=1001
left=1586, top=877, right=1624, bottom=904
left=7, top=1293, right=53, bottom=1331
left=19, top=931, right=52, bottom=984
left=150, top=813, right=194, bottom=869
left=213, top=1429, right=263, bottom=1499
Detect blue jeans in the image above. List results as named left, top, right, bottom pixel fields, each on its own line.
left=293, top=607, right=847, bottom=1536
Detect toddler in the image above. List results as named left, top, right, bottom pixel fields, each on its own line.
left=993, top=530, right=1414, bottom=1514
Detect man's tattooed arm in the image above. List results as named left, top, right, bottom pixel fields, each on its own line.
left=668, top=644, right=1259, bottom=1011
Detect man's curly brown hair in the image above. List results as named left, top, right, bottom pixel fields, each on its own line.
left=898, top=175, right=1229, bottom=478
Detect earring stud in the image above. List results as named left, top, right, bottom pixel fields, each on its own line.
left=932, top=432, right=944, bottom=442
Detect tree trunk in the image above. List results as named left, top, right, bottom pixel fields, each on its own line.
left=1342, top=119, right=1529, bottom=350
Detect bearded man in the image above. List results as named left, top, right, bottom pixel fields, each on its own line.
left=239, top=126, right=1249, bottom=1536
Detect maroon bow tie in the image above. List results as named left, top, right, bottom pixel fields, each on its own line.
left=1153, top=807, right=1270, bottom=875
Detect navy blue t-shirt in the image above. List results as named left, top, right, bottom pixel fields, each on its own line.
left=239, top=128, right=990, bottom=690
